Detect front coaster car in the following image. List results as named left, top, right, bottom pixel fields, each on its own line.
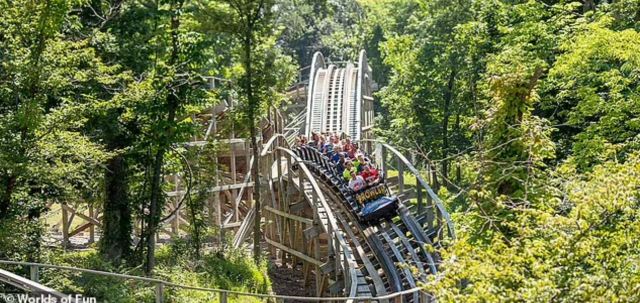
left=358, top=196, right=399, bottom=224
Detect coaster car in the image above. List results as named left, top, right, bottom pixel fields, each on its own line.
left=358, top=196, right=399, bottom=223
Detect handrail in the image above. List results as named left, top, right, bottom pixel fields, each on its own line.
left=0, top=261, right=429, bottom=301
left=0, top=268, right=75, bottom=302
left=364, top=139, right=456, bottom=240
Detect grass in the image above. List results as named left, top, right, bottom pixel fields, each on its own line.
left=44, top=205, right=93, bottom=235
left=385, top=169, right=433, bottom=208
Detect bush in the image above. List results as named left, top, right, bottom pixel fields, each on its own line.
left=41, top=250, right=149, bottom=303
left=34, top=244, right=271, bottom=303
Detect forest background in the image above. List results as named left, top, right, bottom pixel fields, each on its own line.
left=1, top=0, right=640, bottom=301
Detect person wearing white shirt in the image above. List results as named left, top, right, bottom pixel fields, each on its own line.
left=348, top=171, right=365, bottom=191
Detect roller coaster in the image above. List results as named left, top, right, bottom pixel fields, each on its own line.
left=233, top=50, right=455, bottom=302
left=0, top=51, right=454, bottom=303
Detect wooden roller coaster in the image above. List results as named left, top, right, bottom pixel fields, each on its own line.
left=1, top=51, right=454, bottom=303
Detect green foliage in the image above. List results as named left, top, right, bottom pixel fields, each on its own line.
left=276, top=0, right=364, bottom=64
left=365, top=0, right=640, bottom=301
left=375, top=0, right=481, bottom=178
left=546, top=19, right=640, bottom=169
left=429, top=152, right=640, bottom=302
left=0, top=0, right=116, bottom=260
left=27, top=247, right=270, bottom=303
left=41, top=250, right=149, bottom=303
left=0, top=0, right=295, bottom=269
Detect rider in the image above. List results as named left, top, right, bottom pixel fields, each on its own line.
left=354, top=153, right=366, bottom=173
left=335, top=153, right=346, bottom=174
left=342, top=161, right=357, bottom=181
left=310, top=132, right=320, bottom=149
left=343, top=138, right=354, bottom=154
left=361, top=164, right=380, bottom=186
left=331, top=146, right=344, bottom=163
left=348, top=144, right=358, bottom=160
left=348, top=171, right=365, bottom=191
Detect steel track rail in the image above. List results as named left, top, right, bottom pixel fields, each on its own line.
left=318, top=183, right=390, bottom=299
left=397, top=207, right=439, bottom=274
left=294, top=150, right=404, bottom=296
left=294, top=145, right=445, bottom=302
left=291, top=177, right=371, bottom=299
left=373, top=223, right=419, bottom=303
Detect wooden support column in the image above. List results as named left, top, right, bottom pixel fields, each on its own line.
left=437, top=205, right=444, bottom=242
left=398, top=160, right=405, bottom=195
left=381, top=145, right=388, bottom=179
left=310, top=190, right=325, bottom=297
left=417, top=176, right=423, bottom=215
left=303, top=237, right=312, bottom=287
left=290, top=220, right=298, bottom=271
left=211, top=111, right=219, bottom=228
left=229, top=119, right=238, bottom=223
left=62, top=205, right=70, bottom=246
left=245, top=140, right=252, bottom=224
left=88, top=206, right=95, bottom=244
left=426, top=163, right=434, bottom=229
left=172, top=175, right=180, bottom=236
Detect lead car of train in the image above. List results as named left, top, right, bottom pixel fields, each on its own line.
left=353, top=183, right=399, bottom=223
left=295, top=145, right=399, bottom=224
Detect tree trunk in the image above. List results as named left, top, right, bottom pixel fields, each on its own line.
left=146, top=146, right=166, bottom=275
left=100, top=154, right=132, bottom=262
left=442, top=67, right=456, bottom=188
left=0, top=175, right=15, bottom=219
left=146, top=103, right=178, bottom=275
left=26, top=204, right=44, bottom=262
left=583, top=0, right=595, bottom=13
left=455, top=113, right=462, bottom=185
left=146, top=2, right=182, bottom=275
left=245, top=29, right=262, bottom=262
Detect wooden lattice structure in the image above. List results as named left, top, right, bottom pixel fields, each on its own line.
left=47, top=77, right=257, bottom=246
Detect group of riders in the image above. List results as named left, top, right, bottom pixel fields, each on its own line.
left=296, top=132, right=381, bottom=192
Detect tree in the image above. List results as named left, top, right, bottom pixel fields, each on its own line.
left=137, top=0, right=220, bottom=275
left=275, top=0, right=363, bottom=65
left=75, top=0, right=140, bottom=264
left=221, top=0, right=283, bottom=262
left=0, top=0, right=114, bottom=260
left=429, top=150, right=640, bottom=302
left=376, top=0, right=478, bottom=186
left=544, top=18, right=640, bottom=169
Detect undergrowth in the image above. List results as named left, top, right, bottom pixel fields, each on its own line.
left=4, top=240, right=271, bottom=303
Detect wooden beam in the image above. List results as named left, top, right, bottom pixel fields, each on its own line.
left=68, top=222, right=93, bottom=238
left=264, top=206, right=313, bottom=225
left=329, top=280, right=344, bottom=294
left=60, top=204, right=102, bottom=228
left=319, top=261, right=335, bottom=274
left=264, top=237, right=323, bottom=267
left=66, top=217, right=103, bottom=238
left=166, top=183, right=254, bottom=197
left=398, top=188, right=416, bottom=201
left=183, top=138, right=246, bottom=147
left=88, top=206, right=95, bottom=244
left=62, top=207, right=69, bottom=246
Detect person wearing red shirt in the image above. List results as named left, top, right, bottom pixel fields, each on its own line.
left=362, top=164, right=380, bottom=186
left=343, top=138, right=353, bottom=153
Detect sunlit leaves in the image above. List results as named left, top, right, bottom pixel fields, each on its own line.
left=548, top=20, right=640, bottom=168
